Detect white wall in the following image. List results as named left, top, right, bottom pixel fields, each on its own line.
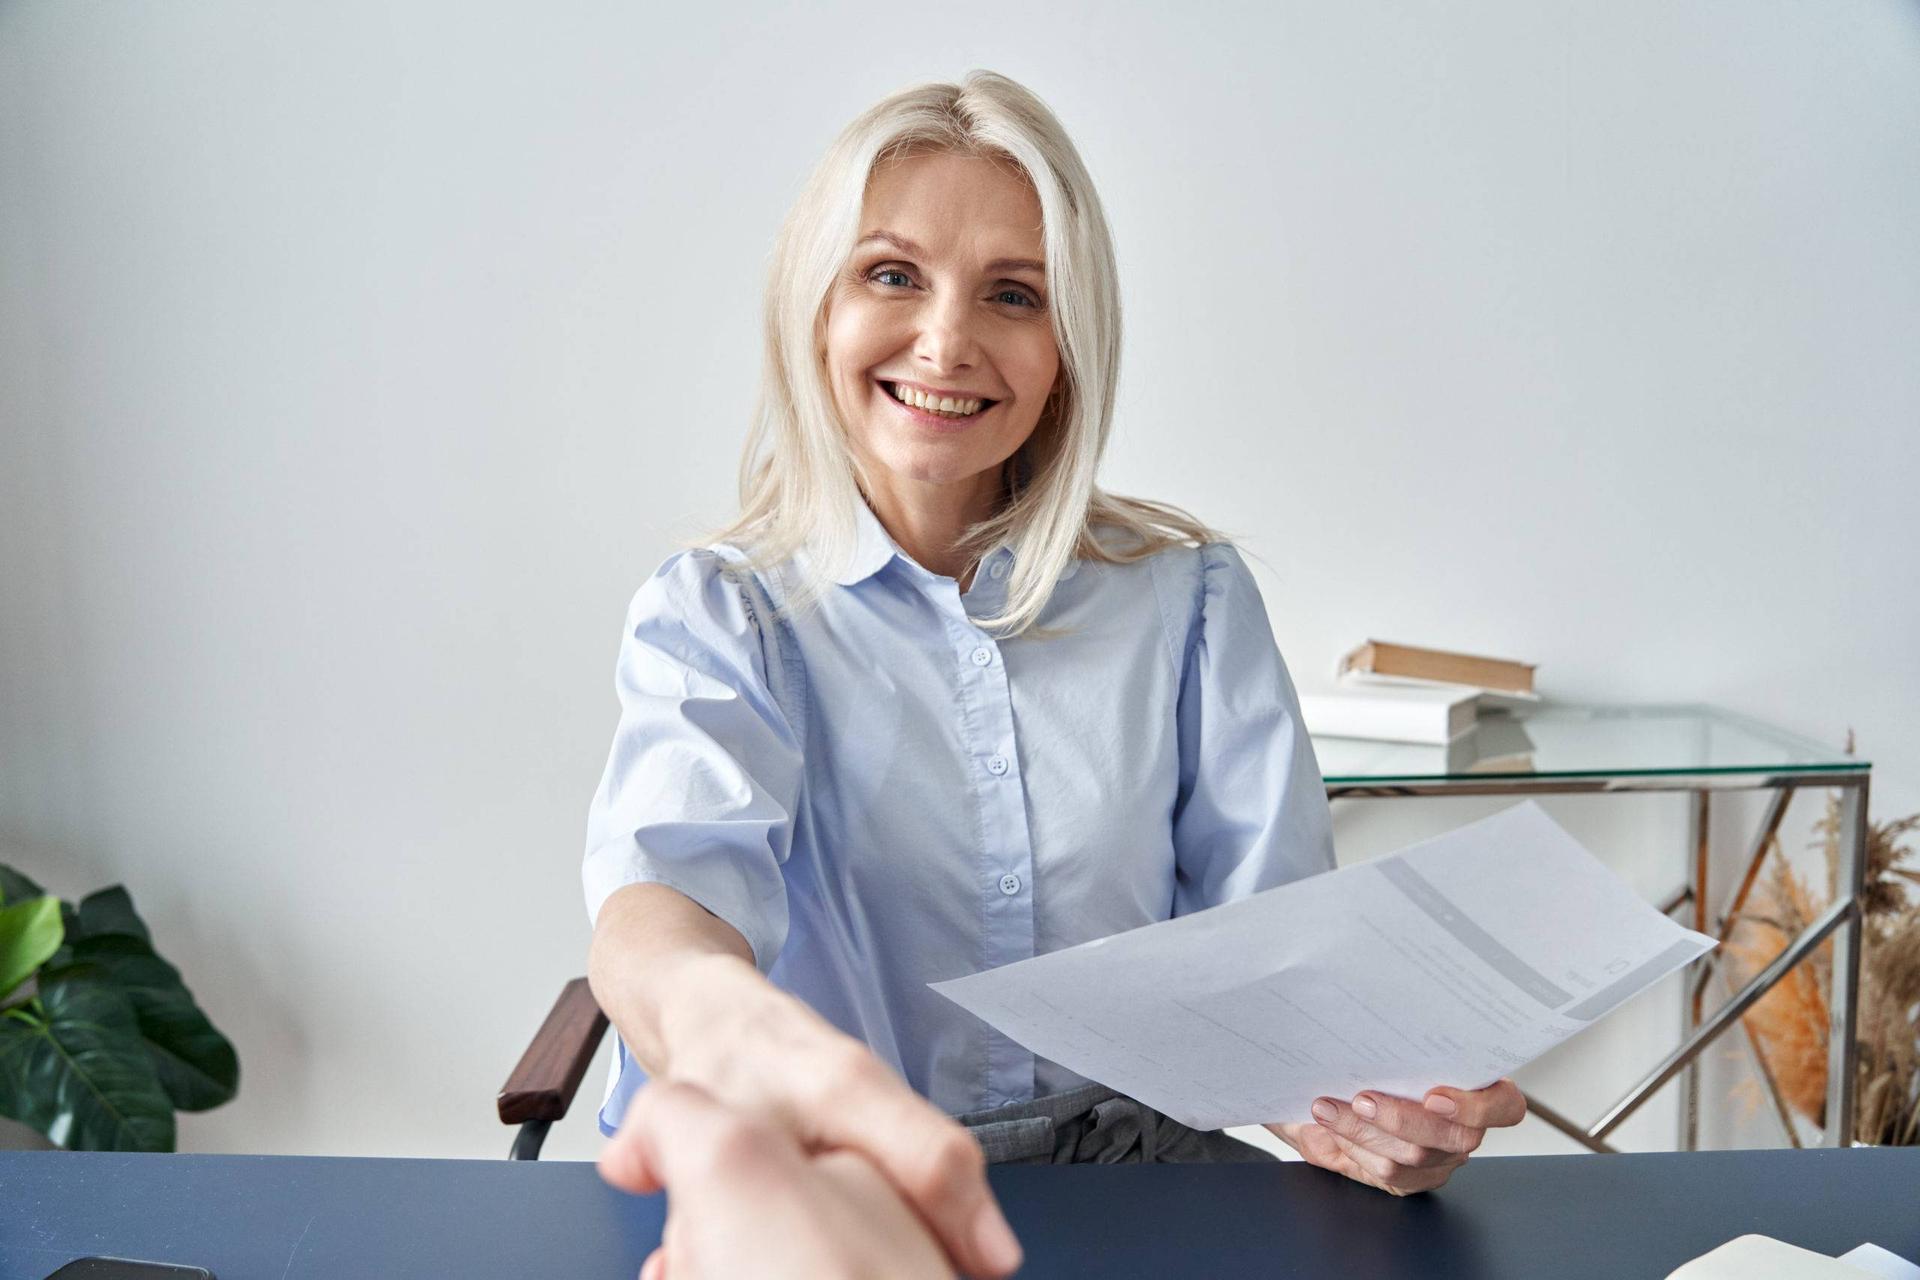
left=2, top=0, right=1915, bottom=1165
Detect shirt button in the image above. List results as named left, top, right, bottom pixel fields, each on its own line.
left=986, top=755, right=1009, bottom=775
left=990, top=561, right=1008, bottom=579
left=999, top=873, right=1022, bottom=896
left=971, top=646, right=993, bottom=667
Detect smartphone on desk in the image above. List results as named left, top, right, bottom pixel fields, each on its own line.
left=43, top=1259, right=215, bottom=1279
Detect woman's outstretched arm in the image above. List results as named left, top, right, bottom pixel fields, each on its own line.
left=587, top=882, right=1023, bottom=1280
left=587, top=881, right=756, bottom=1075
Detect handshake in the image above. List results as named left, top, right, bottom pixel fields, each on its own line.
left=598, top=1077, right=985, bottom=1280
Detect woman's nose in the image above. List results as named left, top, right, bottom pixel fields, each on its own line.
left=910, top=293, right=983, bottom=366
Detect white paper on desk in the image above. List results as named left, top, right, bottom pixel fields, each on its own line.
left=1839, top=1243, right=1920, bottom=1280
left=930, top=800, right=1717, bottom=1130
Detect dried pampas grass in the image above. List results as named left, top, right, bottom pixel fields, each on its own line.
left=1723, top=733, right=1920, bottom=1146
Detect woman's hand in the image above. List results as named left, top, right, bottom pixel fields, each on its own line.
left=1263, top=1078, right=1527, bottom=1196
left=601, top=1079, right=956, bottom=1280
left=641, top=953, right=1023, bottom=1279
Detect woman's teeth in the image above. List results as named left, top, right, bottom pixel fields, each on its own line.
left=887, top=382, right=987, bottom=418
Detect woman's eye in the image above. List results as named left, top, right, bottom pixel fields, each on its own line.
left=866, top=267, right=1040, bottom=309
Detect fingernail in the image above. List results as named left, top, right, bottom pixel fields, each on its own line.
left=975, top=1204, right=1023, bottom=1273
left=1311, top=1099, right=1337, bottom=1125
left=1353, top=1094, right=1377, bottom=1120
left=1425, top=1094, right=1458, bottom=1117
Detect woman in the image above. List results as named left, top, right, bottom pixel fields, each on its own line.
left=585, top=69, right=1524, bottom=1279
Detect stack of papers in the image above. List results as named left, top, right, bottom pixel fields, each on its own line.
left=932, top=801, right=1715, bottom=1129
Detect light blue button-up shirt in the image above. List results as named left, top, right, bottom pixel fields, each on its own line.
left=583, top=494, right=1334, bottom=1136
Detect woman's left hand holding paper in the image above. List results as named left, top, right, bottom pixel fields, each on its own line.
left=1264, top=1077, right=1528, bottom=1195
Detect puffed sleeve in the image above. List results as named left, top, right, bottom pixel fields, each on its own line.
left=1170, top=541, right=1335, bottom=915
left=581, top=547, right=804, bottom=974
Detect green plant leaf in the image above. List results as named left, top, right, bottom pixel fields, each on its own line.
left=0, top=897, right=64, bottom=1002
left=0, top=864, right=47, bottom=908
left=73, top=886, right=152, bottom=946
left=0, top=972, right=175, bottom=1151
left=49, top=936, right=238, bottom=1111
left=131, top=984, right=241, bottom=1111
left=49, top=883, right=155, bottom=966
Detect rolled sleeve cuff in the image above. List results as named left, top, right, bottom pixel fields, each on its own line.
left=583, top=844, right=787, bottom=976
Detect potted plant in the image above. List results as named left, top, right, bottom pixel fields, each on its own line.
left=0, top=864, right=239, bottom=1151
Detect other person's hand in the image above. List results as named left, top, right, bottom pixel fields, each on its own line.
left=647, top=955, right=1021, bottom=1277
left=1263, top=1077, right=1527, bottom=1195
left=600, top=1079, right=958, bottom=1280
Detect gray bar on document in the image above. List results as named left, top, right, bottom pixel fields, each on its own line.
left=1560, top=938, right=1703, bottom=1022
left=1373, top=857, right=1575, bottom=1009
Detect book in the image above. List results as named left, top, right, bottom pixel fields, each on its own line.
left=1337, top=638, right=1539, bottom=700
left=1297, top=685, right=1479, bottom=746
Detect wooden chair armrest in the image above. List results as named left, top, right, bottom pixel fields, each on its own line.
left=497, top=976, right=610, bottom=1126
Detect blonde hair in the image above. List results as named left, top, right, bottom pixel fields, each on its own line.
left=683, top=68, right=1240, bottom=639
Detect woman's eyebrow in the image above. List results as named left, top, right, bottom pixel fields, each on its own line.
left=856, top=229, right=1046, bottom=276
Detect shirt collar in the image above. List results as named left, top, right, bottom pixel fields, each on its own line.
left=829, top=492, right=897, bottom=586
left=828, top=492, right=1078, bottom=587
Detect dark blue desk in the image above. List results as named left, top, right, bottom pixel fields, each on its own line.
left=3, top=1147, right=1916, bottom=1279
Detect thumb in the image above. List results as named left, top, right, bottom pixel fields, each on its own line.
left=598, top=1079, right=730, bottom=1195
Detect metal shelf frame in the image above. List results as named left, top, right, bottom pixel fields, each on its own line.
left=1323, top=764, right=1872, bottom=1152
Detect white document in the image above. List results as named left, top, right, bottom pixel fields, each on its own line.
left=930, top=800, right=1717, bottom=1130
left=1839, top=1244, right=1920, bottom=1280
left=1666, top=1236, right=1920, bottom=1279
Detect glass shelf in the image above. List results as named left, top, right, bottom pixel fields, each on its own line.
left=1312, top=702, right=1868, bottom=786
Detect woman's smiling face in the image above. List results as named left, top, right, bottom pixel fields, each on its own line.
left=823, top=149, right=1059, bottom=502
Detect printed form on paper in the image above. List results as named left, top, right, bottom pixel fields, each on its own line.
left=931, top=800, right=1717, bottom=1131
